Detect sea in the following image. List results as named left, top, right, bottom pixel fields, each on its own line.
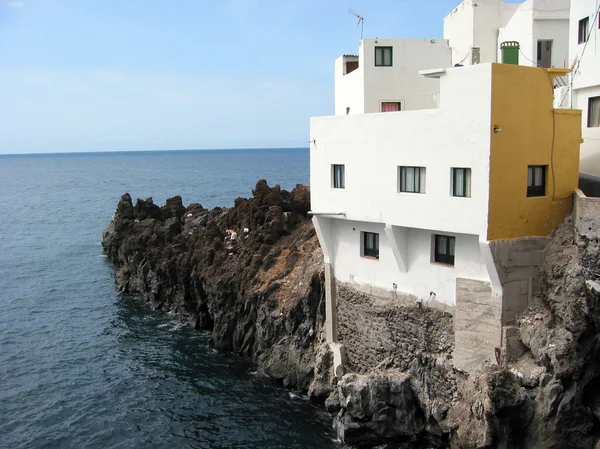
left=0, top=148, right=339, bottom=448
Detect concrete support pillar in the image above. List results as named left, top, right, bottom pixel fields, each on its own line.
left=324, top=262, right=338, bottom=343
left=312, top=216, right=338, bottom=343
left=384, top=223, right=408, bottom=273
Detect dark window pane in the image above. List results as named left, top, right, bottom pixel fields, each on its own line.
left=434, top=235, right=455, bottom=265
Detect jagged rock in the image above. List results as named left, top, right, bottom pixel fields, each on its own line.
left=334, top=371, right=427, bottom=448
left=104, top=187, right=600, bottom=448
left=102, top=180, right=324, bottom=393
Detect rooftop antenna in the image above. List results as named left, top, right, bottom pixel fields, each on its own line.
left=348, top=8, right=364, bottom=40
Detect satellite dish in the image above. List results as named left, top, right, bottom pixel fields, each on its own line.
left=348, top=8, right=364, bottom=40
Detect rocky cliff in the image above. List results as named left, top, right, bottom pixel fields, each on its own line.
left=103, top=183, right=600, bottom=448
left=102, top=180, right=333, bottom=397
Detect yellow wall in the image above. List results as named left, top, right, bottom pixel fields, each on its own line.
left=487, top=63, right=581, bottom=241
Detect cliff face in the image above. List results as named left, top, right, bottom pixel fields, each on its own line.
left=102, top=180, right=332, bottom=397
left=447, top=221, right=600, bottom=449
left=103, top=183, right=600, bottom=448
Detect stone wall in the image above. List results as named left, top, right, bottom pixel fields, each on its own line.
left=336, top=283, right=454, bottom=372
left=335, top=283, right=457, bottom=424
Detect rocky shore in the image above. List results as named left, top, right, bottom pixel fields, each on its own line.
left=102, top=181, right=600, bottom=448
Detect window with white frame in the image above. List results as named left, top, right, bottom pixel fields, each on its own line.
left=332, top=164, right=345, bottom=189
left=451, top=168, right=471, bottom=197
left=361, top=231, right=379, bottom=259
left=398, top=166, right=426, bottom=193
left=433, top=234, right=455, bottom=266
left=375, top=46, right=393, bottom=67
left=527, top=165, right=546, bottom=197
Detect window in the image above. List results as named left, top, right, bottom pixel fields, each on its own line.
left=434, top=235, right=455, bottom=266
left=381, top=102, right=402, bottom=112
left=375, top=46, right=393, bottom=67
left=452, top=168, right=471, bottom=197
left=527, top=165, right=546, bottom=197
left=536, top=40, right=552, bottom=68
left=332, top=164, right=345, bottom=189
left=579, top=17, right=589, bottom=44
left=346, top=107, right=350, bottom=115
left=589, top=97, right=600, bottom=128
left=398, top=166, right=426, bottom=193
left=362, top=232, right=379, bottom=259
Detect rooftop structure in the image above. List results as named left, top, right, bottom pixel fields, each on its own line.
left=334, top=38, right=452, bottom=116
left=444, top=0, right=570, bottom=75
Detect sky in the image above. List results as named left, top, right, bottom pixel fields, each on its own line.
left=0, top=0, right=522, bottom=154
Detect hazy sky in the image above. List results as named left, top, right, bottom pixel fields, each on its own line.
left=0, top=0, right=522, bottom=154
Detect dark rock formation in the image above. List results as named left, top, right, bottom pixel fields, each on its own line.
left=331, top=286, right=455, bottom=448
left=103, top=184, right=600, bottom=448
left=102, top=180, right=332, bottom=397
left=447, top=221, right=600, bottom=449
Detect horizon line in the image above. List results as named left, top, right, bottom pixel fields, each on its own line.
left=0, top=146, right=310, bottom=157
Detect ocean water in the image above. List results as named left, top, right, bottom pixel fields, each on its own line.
left=0, top=149, right=338, bottom=448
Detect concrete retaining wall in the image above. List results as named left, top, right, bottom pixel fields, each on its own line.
left=574, top=188, right=600, bottom=240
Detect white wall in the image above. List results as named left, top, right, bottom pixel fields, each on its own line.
left=310, top=63, right=493, bottom=238
left=445, top=0, right=568, bottom=70
left=360, top=38, right=451, bottom=113
left=335, top=55, right=364, bottom=116
left=498, top=5, right=534, bottom=64
left=576, top=85, right=600, bottom=175
left=474, top=0, right=505, bottom=64
left=444, top=0, right=475, bottom=65
left=534, top=19, right=570, bottom=69
left=569, top=0, right=600, bottom=175
left=329, top=219, right=490, bottom=306
left=569, top=0, right=599, bottom=90
left=334, top=39, right=451, bottom=115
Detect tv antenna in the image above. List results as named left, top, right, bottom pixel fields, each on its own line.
left=348, top=8, right=364, bottom=40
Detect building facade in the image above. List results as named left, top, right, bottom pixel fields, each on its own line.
left=444, top=0, right=569, bottom=74
left=310, top=62, right=581, bottom=372
left=562, top=0, right=600, bottom=177
left=334, top=38, right=452, bottom=116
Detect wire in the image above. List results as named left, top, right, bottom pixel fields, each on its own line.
left=519, top=49, right=545, bottom=68
left=558, top=5, right=600, bottom=109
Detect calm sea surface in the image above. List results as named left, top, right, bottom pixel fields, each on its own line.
left=0, top=148, right=337, bottom=448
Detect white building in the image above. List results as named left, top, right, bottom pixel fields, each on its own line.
left=310, top=62, right=581, bottom=372
left=444, top=0, right=570, bottom=74
left=334, top=39, right=452, bottom=116
left=558, top=1, right=600, bottom=177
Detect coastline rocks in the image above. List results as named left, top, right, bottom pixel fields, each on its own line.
left=102, top=180, right=332, bottom=398
left=334, top=371, right=427, bottom=448
left=103, top=184, right=600, bottom=448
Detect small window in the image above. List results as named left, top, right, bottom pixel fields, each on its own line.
left=362, top=232, right=379, bottom=259
left=346, top=107, right=350, bottom=115
left=579, top=17, right=589, bottom=44
left=398, top=166, right=426, bottom=193
left=332, top=164, right=345, bottom=189
left=375, top=46, right=393, bottom=67
left=589, top=97, right=600, bottom=128
left=452, top=168, right=471, bottom=197
left=381, top=102, right=402, bottom=112
left=434, top=234, right=455, bottom=266
left=527, top=165, right=546, bottom=197
left=536, top=40, right=552, bottom=68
